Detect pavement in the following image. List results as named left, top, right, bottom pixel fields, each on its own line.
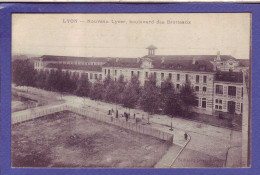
left=12, top=86, right=243, bottom=168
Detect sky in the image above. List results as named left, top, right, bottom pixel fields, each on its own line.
left=12, top=13, right=251, bottom=59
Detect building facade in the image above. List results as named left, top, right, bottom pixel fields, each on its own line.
left=34, top=45, right=249, bottom=116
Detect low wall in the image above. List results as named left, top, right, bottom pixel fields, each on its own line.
left=67, top=106, right=173, bottom=143
left=12, top=104, right=67, bottom=124
left=12, top=104, right=173, bottom=143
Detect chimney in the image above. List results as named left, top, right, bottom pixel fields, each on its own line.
left=216, top=51, right=221, bottom=61
left=192, top=57, right=196, bottom=64
left=161, top=57, right=165, bottom=64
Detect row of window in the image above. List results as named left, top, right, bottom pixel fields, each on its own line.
left=195, top=86, right=207, bottom=92
left=196, top=75, right=207, bottom=83
left=216, top=85, right=243, bottom=97
left=195, top=98, right=207, bottom=108
left=104, top=69, right=208, bottom=83
left=45, top=69, right=102, bottom=80
left=57, top=61, right=103, bottom=66
left=35, top=62, right=41, bottom=67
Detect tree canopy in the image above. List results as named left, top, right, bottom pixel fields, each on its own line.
left=140, top=75, right=161, bottom=115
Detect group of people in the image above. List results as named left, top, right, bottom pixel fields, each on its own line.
left=108, top=108, right=137, bottom=122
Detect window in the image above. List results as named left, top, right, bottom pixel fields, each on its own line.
left=137, top=71, right=140, bottom=77
left=196, top=100, right=199, bottom=107
left=99, top=74, right=102, bottom=80
left=195, top=86, right=199, bottom=92
left=203, top=87, right=207, bottom=92
left=196, top=75, right=200, bottom=83
left=95, top=74, right=98, bottom=79
left=202, top=98, right=206, bottom=108
left=131, top=71, right=134, bottom=77
left=115, top=70, right=117, bottom=76
left=216, top=85, right=223, bottom=94
left=108, top=69, right=110, bottom=75
left=161, top=73, right=164, bottom=79
left=145, top=72, right=148, bottom=78
left=242, top=87, right=243, bottom=97
left=154, top=72, right=157, bottom=78
left=241, top=103, right=243, bottom=113
left=104, top=69, right=106, bottom=75
left=185, top=74, right=189, bottom=82
left=203, top=76, right=207, bottom=83
left=228, top=86, right=236, bottom=96
left=176, top=84, right=180, bottom=89
left=90, top=73, right=93, bottom=79
left=120, top=70, right=122, bottom=75
left=169, top=73, right=172, bottom=80
left=177, top=74, right=180, bottom=81
left=215, top=99, right=223, bottom=110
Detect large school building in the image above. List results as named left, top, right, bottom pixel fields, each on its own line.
left=34, top=45, right=249, bottom=116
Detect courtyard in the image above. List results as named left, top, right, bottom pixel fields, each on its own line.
left=12, top=111, right=172, bottom=168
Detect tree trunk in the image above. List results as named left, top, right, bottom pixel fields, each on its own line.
left=169, top=116, right=173, bottom=131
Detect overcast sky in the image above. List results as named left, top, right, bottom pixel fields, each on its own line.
left=12, top=13, right=250, bottom=59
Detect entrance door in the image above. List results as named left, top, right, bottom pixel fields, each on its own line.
left=228, top=101, right=236, bottom=114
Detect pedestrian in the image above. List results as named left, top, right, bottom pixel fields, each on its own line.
left=184, top=133, right=188, bottom=140
left=134, top=113, right=136, bottom=119
left=116, top=110, right=118, bottom=118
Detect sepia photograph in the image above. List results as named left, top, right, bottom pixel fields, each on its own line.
left=11, top=13, right=251, bottom=168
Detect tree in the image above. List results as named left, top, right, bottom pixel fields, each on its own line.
left=160, top=78, right=174, bottom=112
left=103, top=74, right=113, bottom=88
left=179, top=81, right=198, bottom=117
left=164, top=92, right=183, bottom=130
left=140, top=75, right=161, bottom=124
left=12, top=59, right=36, bottom=87
left=62, top=71, right=77, bottom=93
left=104, top=80, right=118, bottom=103
left=121, top=75, right=141, bottom=114
left=114, top=75, right=127, bottom=109
left=90, top=80, right=104, bottom=101
left=75, top=75, right=92, bottom=97
left=35, top=70, right=47, bottom=89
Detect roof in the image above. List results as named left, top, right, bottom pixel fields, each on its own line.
left=146, top=45, right=157, bottom=50
left=151, top=58, right=214, bottom=72
left=46, top=63, right=102, bottom=72
left=238, top=59, right=250, bottom=67
left=143, top=55, right=236, bottom=62
left=103, top=58, right=141, bottom=68
left=215, top=71, right=243, bottom=83
left=41, top=55, right=108, bottom=62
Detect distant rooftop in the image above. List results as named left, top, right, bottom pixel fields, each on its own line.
left=41, top=55, right=108, bottom=62
left=103, top=58, right=141, bottom=68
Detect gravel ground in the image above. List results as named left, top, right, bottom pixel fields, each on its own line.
left=12, top=111, right=171, bottom=168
